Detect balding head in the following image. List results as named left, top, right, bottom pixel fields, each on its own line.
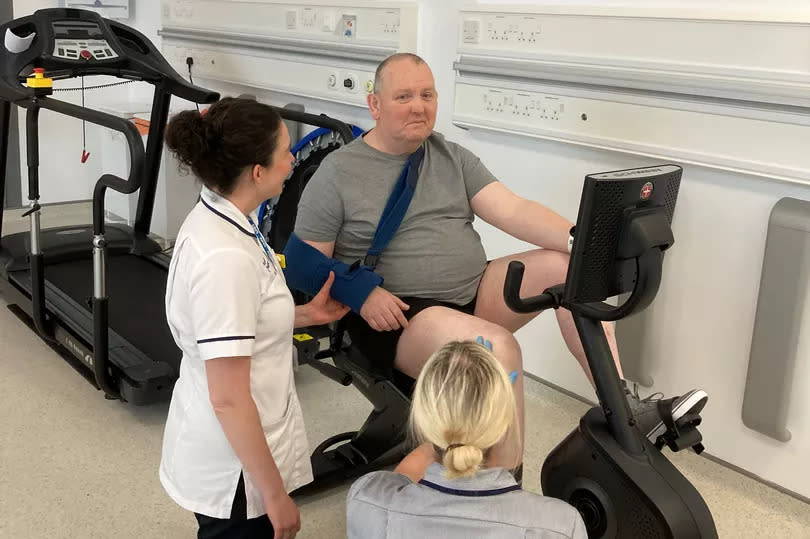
left=373, top=53, right=427, bottom=95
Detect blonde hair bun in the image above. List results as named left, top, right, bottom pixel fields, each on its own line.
left=443, top=444, right=485, bottom=477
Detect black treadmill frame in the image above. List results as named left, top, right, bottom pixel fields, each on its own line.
left=0, top=8, right=218, bottom=403
left=0, top=251, right=176, bottom=404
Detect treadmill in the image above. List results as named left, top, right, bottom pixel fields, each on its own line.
left=0, top=8, right=219, bottom=404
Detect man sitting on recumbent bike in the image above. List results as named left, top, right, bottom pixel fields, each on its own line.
left=285, top=53, right=708, bottom=475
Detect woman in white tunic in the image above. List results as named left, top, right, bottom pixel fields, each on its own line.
left=160, top=97, right=348, bottom=539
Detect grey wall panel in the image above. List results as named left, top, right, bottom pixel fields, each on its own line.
left=742, top=197, right=810, bottom=442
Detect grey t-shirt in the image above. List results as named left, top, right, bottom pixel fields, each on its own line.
left=294, top=131, right=497, bottom=304
left=346, top=464, right=587, bottom=538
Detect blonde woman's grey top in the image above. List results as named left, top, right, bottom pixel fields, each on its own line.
left=346, top=463, right=587, bottom=538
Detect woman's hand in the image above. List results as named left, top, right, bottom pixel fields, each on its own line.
left=264, top=491, right=301, bottom=539
left=297, top=272, right=350, bottom=327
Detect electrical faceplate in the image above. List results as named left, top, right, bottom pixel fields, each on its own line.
left=482, top=90, right=564, bottom=121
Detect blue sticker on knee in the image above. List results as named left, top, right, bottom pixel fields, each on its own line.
left=476, top=335, right=493, bottom=351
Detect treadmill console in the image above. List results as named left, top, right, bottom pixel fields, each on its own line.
left=51, top=19, right=119, bottom=62
left=0, top=8, right=218, bottom=107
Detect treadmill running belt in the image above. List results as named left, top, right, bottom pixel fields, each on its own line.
left=43, top=255, right=181, bottom=374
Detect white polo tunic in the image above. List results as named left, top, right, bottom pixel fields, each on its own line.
left=159, top=187, right=313, bottom=519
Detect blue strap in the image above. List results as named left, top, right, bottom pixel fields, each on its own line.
left=364, top=145, right=425, bottom=268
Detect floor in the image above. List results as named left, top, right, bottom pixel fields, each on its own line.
left=2, top=203, right=809, bottom=538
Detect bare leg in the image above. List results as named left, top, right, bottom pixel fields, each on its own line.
left=394, top=307, right=524, bottom=469
left=474, top=248, right=623, bottom=385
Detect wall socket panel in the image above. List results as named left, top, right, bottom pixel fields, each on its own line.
left=481, top=89, right=563, bottom=120
left=163, top=42, right=374, bottom=107
left=460, top=14, right=540, bottom=46
left=453, top=80, right=810, bottom=184
left=458, top=6, right=810, bottom=89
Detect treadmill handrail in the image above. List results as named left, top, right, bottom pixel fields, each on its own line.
left=18, top=96, right=145, bottom=234
left=20, top=98, right=144, bottom=185
left=32, top=98, right=144, bottom=186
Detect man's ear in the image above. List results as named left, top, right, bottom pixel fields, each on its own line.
left=367, top=92, right=381, bottom=120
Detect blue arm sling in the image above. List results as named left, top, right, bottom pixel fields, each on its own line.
left=283, top=145, right=425, bottom=313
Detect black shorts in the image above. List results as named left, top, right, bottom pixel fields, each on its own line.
left=343, top=296, right=477, bottom=378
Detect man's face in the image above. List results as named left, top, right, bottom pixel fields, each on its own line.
left=368, top=59, right=438, bottom=148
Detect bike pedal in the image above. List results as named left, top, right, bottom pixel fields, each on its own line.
left=657, top=423, right=704, bottom=453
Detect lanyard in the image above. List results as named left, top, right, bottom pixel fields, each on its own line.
left=246, top=216, right=273, bottom=262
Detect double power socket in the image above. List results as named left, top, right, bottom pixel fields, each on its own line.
left=327, top=71, right=374, bottom=94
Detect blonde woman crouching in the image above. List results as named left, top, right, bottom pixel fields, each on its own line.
left=346, top=340, right=586, bottom=538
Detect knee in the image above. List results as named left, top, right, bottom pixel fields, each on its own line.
left=523, top=249, right=569, bottom=286
left=486, top=328, right=522, bottom=371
